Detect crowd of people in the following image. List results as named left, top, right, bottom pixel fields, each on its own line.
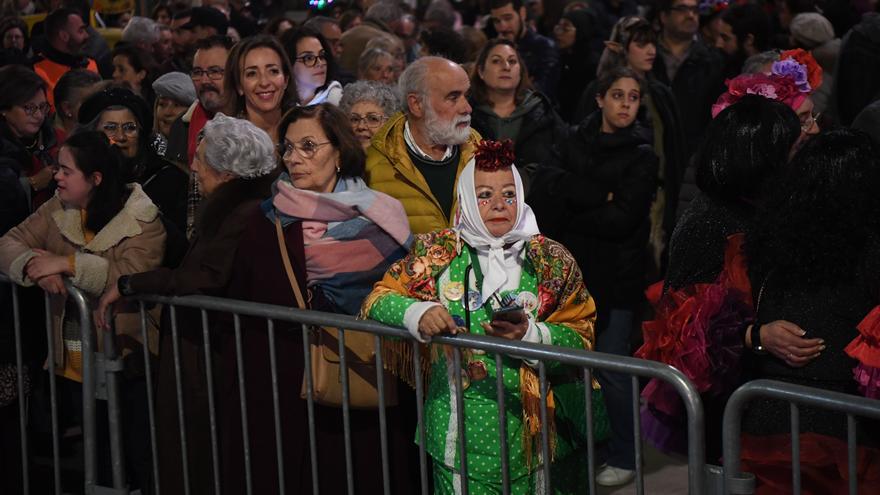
left=1, top=0, right=880, bottom=493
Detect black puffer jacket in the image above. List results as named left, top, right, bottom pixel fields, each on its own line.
left=531, top=112, right=658, bottom=318
left=469, top=90, right=568, bottom=194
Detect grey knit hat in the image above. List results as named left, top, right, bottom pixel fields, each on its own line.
left=200, top=114, right=277, bottom=179
left=790, top=13, right=835, bottom=50
left=151, top=72, right=197, bottom=106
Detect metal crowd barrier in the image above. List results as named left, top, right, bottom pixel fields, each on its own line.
left=131, top=292, right=709, bottom=495
left=722, top=379, right=880, bottom=495
left=1, top=272, right=130, bottom=495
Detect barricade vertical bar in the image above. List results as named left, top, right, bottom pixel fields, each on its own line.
left=633, top=376, right=644, bottom=495
left=847, top=414, right=857, bottom=495
left=140, top=303, right=161, bottom=495
left=301, top=325, right=319, bottom=495
left=68, top=283, right=97, bottom=492
left=11, top=283, right=29, bottom=495
left=233, top=314, right=253, bottom=495
left=200, top=309, right=220, bottom=495
left=495, top=353, right=510, bottom=495
left=103, top=328, right=126, bottom=488
left=374, top=335, right=391, bottom=495
left=266, top=319, right=286, bottom=494
left=538, top=361, right=551, bottom=492
left=453, top=347, right=469, bottom=495
left=412, top=341, right=429, bottom=495
left=337, top=328, right=355, bottom=495
left=583, top=368, right=596, bottom=494
left=66, top=284, right=97, bottom=490
left=790, top=403, right=800, bottom=495
left=169, top=305, right=192, bottom=495
left=45, top=293, right=60, bottom=495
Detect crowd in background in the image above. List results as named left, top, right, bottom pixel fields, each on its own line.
left=2, top=0, right=880, bottom=493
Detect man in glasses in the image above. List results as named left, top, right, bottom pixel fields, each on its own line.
left=165, top=35, right=233, bottom=237
left=653, top=0, right=725, bottom=158
left=366, top=57, right=481, bottom=235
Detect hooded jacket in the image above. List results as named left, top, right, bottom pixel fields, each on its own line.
left=364, top=112, right=481, bottom=235
left=469, top=90, right=568, bottom=191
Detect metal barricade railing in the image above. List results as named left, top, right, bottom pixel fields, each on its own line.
left=131, top=292, right=709, bottom=495
left=0, top=273, right=131, bottom=495
left=722, top=378, right=880, bottom=495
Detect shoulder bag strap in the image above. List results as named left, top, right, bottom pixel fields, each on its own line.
left=274, top=216, right=308, bottom=310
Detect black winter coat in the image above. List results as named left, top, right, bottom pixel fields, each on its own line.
left=652, top=39, right=725, bottom=157
left=531, top=112, right=658, bottom=319
left=574, top=76, right=688, bottom=255
left=468, top=91, right=568, bottom=193
left=832, top=12, right=880, bottom=126
left=128, top=153, right=189, bottom=236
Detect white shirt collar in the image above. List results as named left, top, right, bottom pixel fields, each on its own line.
left=404, top=120, right=454, bottom=162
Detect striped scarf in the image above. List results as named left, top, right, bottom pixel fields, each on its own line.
left=264, top=174, right=412, bottom=315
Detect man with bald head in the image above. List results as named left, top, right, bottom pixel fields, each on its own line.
left=365, top=57, right=481, bottom=234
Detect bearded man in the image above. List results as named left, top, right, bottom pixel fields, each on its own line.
left=366, top=56, right=482, bottom=234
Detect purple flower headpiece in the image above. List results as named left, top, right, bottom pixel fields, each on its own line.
left=771, top=59, right=812, bottom=93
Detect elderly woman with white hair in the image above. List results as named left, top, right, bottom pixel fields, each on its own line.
left=95, top=114, right=278, bottom=494
left=338, top=80, right=400, bottom=148
left=357, top=47, right=396, bottom=85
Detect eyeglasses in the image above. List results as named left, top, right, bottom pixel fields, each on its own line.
left=669, top=5, right=700, bottom=15
left=190, top=67, right=225, bottom=80
left=20, top=102, right=51, bottom=117
left=553, top=23, right=575, bottom=33
left=102, top=122, right=139, bottom=137
left=349, top=113, right=386, bottom=129
left=800, top=112, right=820, bottom=132
left=278, top=139, right=331, bottom=159
left=294, top=52, right=328, bottom=68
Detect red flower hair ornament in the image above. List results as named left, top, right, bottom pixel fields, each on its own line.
left=711, top=49, right=822, bottom=119
left=474, top=139, right=515, bottom=172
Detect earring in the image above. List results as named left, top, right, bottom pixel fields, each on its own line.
left=336, top=164, right=341, bottom=173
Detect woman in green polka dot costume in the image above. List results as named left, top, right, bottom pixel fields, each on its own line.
left=361, top=140, right=607, bottom=494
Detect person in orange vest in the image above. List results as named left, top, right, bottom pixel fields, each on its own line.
left=33, top=8, right=98, bottom=108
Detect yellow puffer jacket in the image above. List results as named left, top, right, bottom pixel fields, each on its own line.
left=365, top=113, right=481, bottom=235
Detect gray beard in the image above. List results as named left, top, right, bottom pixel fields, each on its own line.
left=423, top=104, right=471, bottom=146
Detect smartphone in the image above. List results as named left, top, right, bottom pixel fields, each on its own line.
left=492, top=304, right=524, bottom=322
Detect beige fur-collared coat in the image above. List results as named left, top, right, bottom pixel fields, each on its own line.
left=0, top=184, right=166, bottom=382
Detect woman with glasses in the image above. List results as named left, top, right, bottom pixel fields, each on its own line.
left=0, top=64, right=59, bottom=218
left=338, top=80, right=399, bottom=149
left=283, top=26, right=343, bottom=106
left=222, top=35, right=296, bottom=143
left=220, top=103, right=413, bottom=494
left=79, top=87, right=189, bottom=235
left=468, top=39, right=568, bottom=190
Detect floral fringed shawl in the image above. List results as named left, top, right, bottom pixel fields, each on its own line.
left=846, top=307, right=880, bottom=399
left=360, top=228, right=596, bottom=465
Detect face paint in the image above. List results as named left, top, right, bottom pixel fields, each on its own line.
left=504, top=198, right=515, bottom=205
left=479, top=199, right=490, bottom=206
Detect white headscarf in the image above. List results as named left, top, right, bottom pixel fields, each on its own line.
left=455, top=158, right=541, bottom=302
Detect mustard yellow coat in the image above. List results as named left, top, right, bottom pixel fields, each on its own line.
left=364, top=112, right=481, bottom=235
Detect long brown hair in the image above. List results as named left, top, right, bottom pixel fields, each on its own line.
left=469, top=38, right=533, bottom=106
left=222, top=35, right=297, bottom=117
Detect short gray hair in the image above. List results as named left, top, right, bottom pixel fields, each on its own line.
left=339, top=81, right=400, bottom=117
left=357, top=48, right=393, bottom=77
left=742, top=50, right=781, bottom=75
left=121, top=16, right=160, bottom=45
left=398, top=57, right=440, bottom=114
left=424, top=0, right=456, bottom=29
left=365, top=0, right=403, bottom=26
left=201, top=114, right=276, bottom=178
